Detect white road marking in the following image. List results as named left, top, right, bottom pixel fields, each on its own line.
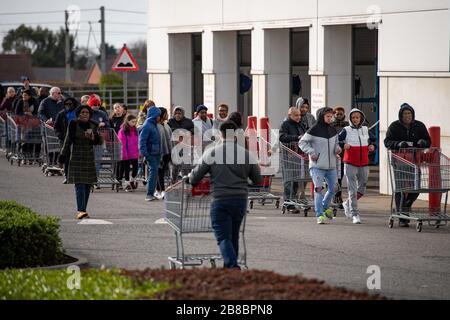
left=77, top=219, right=113, bottom=225
left=154, top=218, right=168, bottom=224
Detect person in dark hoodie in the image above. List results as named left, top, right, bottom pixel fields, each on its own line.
left=168, top=105, right=194, bottom=134
left=384, top=103, right=431, bottom=227
left=331, top=106, right=350, bottom=208
left=168, top=106, right=194, bottom=182
left=55, top=97, right=79, bottom=183
left=299, top=107, right=341, bottom=224
left=280, top=107, right=307, bottom=211
left=139, top=106, right=162, bottom=201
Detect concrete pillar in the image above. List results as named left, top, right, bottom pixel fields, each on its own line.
left=202, top=30, right=238, bottom=116
left=323, top=25, right=353, bottom=112
left=169, top=34, right=192, bottom=110
left=251, top=27, right=290, bottom=128
left=147, top=29, right=171, bottom=108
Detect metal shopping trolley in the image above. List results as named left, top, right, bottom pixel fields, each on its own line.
left=279, top=142, right=313, bottom=216
left=7, top=115, right=42, bottom=166
left=164, top=176, right=247, bottom=269
left=41, top=123, right=64, bottom=176
left=94, top=128, right=122, bottom=191
left=279, top=142, right=340, bottom=216
left=0, top=115, right=6, bottom=154
left=247, top=137, right=281, bottom=210
left=388, top=148, right=450, bottom=232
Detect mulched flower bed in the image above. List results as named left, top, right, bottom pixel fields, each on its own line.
left=121, top=268, right=386, bottom=300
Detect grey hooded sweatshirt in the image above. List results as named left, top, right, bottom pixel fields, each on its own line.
left=299, top=107, right=340, bottom=170
left=189, top=140, right=262, bottom=200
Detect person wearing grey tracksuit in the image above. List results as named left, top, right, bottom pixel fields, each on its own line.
left=338, top=108, right=376, bottom=224
left=299, top=107, right=341, bottom=224
left=189, top=120, right=262, bottom=269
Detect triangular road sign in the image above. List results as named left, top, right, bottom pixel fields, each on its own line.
left=112, top=44, right=139, bottom=71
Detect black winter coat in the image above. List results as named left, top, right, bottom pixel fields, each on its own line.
left=384, top=104, right=431, bottom=150
left=279, top=118, right=306, bottom=143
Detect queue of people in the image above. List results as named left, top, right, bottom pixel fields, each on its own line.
left=2, top=78, right=436, bottom=269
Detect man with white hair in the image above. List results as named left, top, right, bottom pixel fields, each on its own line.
left=80, top=95, right=90, bottom=106
left=0, top=87, right=17, bottom=115
left=38, top=87, right=64, bottom=125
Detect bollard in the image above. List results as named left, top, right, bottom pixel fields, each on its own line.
left=259, top=117, right=271, bottom=186
left=246, top=116, right=258, bottom=160
left=428, top=126, right=441, bottom=213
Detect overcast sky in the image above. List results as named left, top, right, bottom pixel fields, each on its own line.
left=0, top=0, right=148, bottom=54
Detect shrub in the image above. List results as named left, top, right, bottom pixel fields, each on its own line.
left=0, top=201, right=64, bottom=269
left=0, top=269, right=169, bottom=300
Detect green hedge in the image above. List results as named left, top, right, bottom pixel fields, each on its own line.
left=0, top=269, right=169, bottom=300
left=0, top=201, right=64, bottom=269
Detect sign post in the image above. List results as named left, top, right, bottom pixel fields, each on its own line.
left=112, top=44, right=139, bottom=107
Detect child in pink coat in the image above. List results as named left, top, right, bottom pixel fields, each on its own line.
left=118, top=114, right=140, bottom=191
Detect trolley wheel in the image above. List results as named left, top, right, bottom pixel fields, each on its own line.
left=10, top=159, right=13, bottom=165
left=304, top=209, right=309, bottom=217
left=261, top=199, right=266, bottom=206
left=416, top=222, right=423, bottom=233
left=435, top=220, right=441, bottom=228
left=388, top=218, right=394, bottom=229
left=275, top=200, right=280, bottom=209
left=169, top=261, right=176, bottom=270
left=249, top=201, right=253, bottom=209
left=210, top=259, right=216, bottom=269
left=115, top=185, right=119, bottom=193
left=333, top=208, right=337, bottom=217
left=282, top=206, right=286, bottom=214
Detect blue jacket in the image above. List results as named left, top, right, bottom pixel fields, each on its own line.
left=139, top=107, right=161, bottom=157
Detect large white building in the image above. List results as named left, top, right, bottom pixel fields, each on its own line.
left=147, top=0, right=450, bottom=194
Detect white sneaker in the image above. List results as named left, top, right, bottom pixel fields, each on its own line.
left=317, top=216, right=326, bottom=224
left=343, top=200, right=351, bottom=219
left=352, top=215, right=362, bottom=224
left=154, top=191, right=161, bottom=199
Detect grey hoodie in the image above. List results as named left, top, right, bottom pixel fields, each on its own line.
left=299, top=107, right=340, bottom=170
left=189, top=140, right=262, bottom=200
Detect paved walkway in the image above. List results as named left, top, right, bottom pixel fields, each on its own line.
left=1, top=158, right=450, bottom=299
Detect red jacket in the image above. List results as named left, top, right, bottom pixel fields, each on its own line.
left=338, top=109, right=376, bottom=167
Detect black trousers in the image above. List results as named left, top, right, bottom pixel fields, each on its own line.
left=157, top=154, right=171, bottom=192
left=123, top=159, right=139, bottom=181
left=395, top=192, right=420, bottom=210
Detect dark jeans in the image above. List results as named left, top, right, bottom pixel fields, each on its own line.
left=395, top=192, right=420, bottom=210
left=123, top=159, right=138, bottom=181
left=210, top=198, right=247, bottom=269
left=75, top=183, right=91, bottom=212
left=283, top=181, right=298, bottom=200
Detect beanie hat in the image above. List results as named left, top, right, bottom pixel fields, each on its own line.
left=87, top=94, right=101, bottom=107
left=196, top=104, right=208, bottom=113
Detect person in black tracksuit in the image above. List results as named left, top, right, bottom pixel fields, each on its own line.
left=384, top=103, right=432, bottom=227
left=280, top=107, right=307, bottom=211
left=331, top=106, right=350, bottom=208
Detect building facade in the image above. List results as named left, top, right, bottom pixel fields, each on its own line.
left=147, top=0, right=450, bottom=194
